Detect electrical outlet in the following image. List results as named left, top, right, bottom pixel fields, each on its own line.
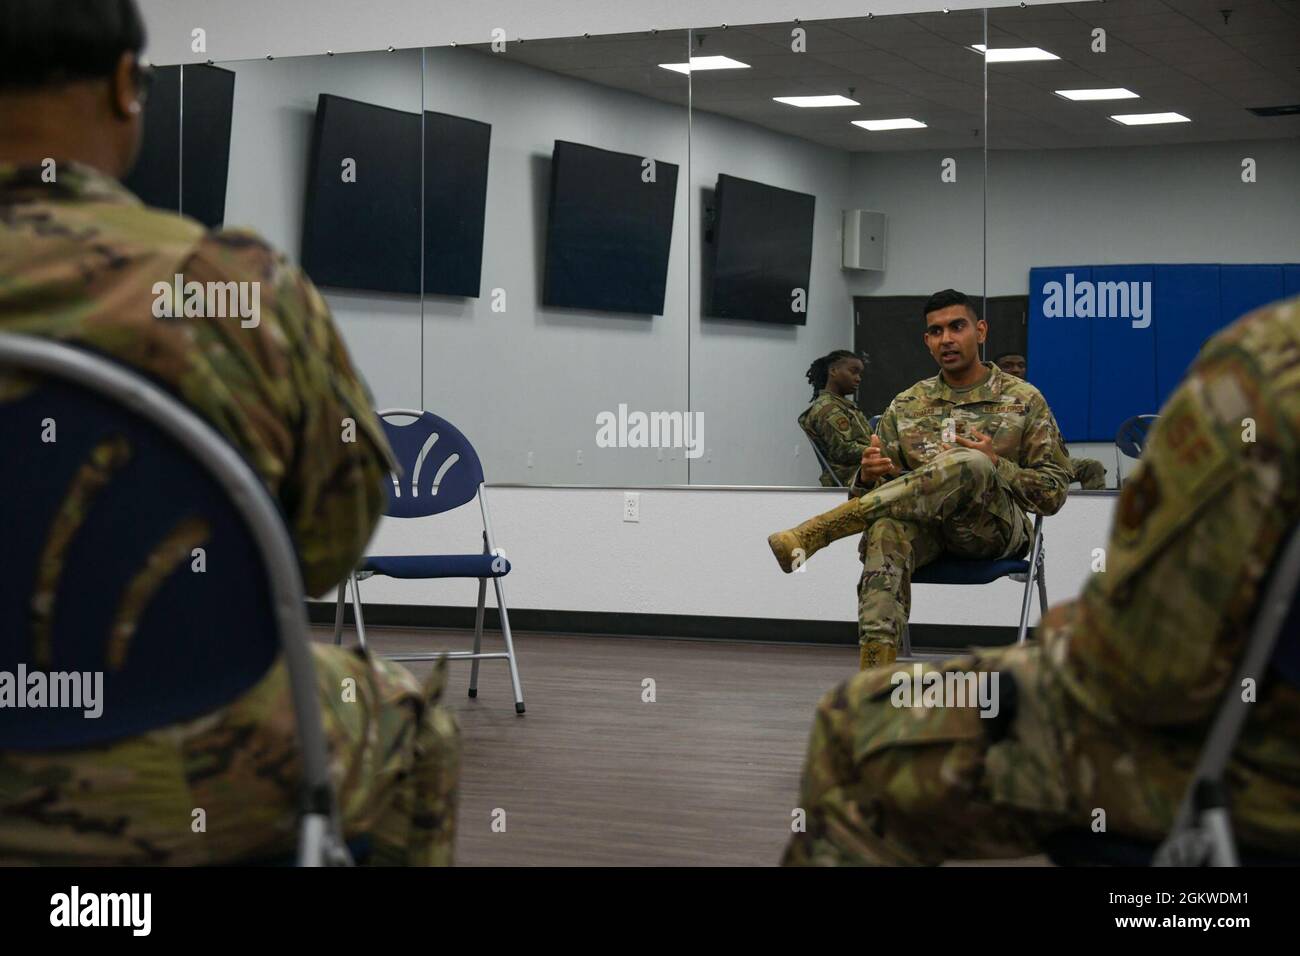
left=623, top=491, right=640, bottom=522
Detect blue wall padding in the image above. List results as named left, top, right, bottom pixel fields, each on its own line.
left=1154, top=265, right=1220, bottom=409
left=1028, top=265, right=1091, bottom=441
left=1089, top=265, right=1157, bottom=444
left=1285, top=265, right=1300, bottom=298
left=1029, top=263, right=1298, bottom=442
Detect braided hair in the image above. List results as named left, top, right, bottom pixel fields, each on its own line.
left=806, top=349, right=860, bottom=400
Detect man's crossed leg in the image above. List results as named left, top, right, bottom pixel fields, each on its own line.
left=769, top=447, right=1030, bottom=668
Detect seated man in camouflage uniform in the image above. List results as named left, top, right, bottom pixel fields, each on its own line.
left=0, top=0, right=458, bottom=865
left=783, top=295, right=1300, bottom=865
left=995, top=350, right=1107, bottom=490
left=798, top=349, right=873, bottom=487
left=769, top=290, right=1071, bottom=670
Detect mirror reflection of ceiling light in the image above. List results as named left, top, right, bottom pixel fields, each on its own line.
left=970, top=44, right=1059, bottom=63
left=659, top=55, right=750, bottom=74
left=1055, top=88, right=1139, bottom=101
left=852, top=118, right=928, bottom=131
left=774, top=95, right=861, bottom=107
left=1109, top=112, right=1191, bottom=126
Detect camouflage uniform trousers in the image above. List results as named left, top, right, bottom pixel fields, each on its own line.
left=783, top=601, right=1300, bottom=865
left=856, top=447, right=1030, bottom=652
left=0, top=645, right=459, bottom=866
left=1069, top=456, right=1107, bottom=490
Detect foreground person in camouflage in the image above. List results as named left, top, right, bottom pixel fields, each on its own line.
left=799, top=350, right=874, bottom=487
left=784, top=295, right=1300, bottom=865
left=769, top=290, right=1071, bottom=669
left=0, top=0, right=458, bottom=864
left=994, top=351, right=1107, bottom=490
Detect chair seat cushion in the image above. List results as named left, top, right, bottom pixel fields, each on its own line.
left=361, top=553, right=511, bottom=579
left=913, top=557, right=1029, bottom=586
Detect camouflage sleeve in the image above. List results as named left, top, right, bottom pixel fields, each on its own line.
left=1063, top=298, right=1300, bottom=726
left=992, top=392, right=1070, bottom=515
left=848, top=402, right=902, bottom=499
left=808, top=405, right=871, bottom=474
left=182, top=231, right=395, bottom=596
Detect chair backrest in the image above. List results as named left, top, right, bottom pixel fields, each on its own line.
left=377, top=409, right=486, bottom=518
left=1115, top=414, right=1159, bottom=459
left=0, top=334, right=309, bottom=754
left=803, top=433, right=843, bottom=488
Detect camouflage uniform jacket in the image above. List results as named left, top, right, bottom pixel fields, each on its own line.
left=852, top=361, right=1071, bottom=523
left=0, top=161, right=394, bottom=596
left=798, top=390, right=873, bottom=486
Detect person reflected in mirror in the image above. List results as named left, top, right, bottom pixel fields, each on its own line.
left=994, top=351, right=1107, bottom=490
left=768, top=290, right=1071, bottom=670
left=799, top=350, right=874, bottom=487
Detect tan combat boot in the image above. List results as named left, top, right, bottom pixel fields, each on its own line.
left=767, top=496, right=871, bottom=572
left=859, top=641, right=898, bottom=671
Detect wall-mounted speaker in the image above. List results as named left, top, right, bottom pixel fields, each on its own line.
left=842, top=209, right=886, bottom=271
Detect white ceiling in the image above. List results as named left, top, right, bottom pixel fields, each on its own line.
left=476, top=0, right=1300, bottom=150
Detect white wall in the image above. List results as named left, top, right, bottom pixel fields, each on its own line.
left=338, top=485, right=1116, bottom=630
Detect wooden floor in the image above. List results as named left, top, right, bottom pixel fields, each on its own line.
left=315, top=625, right=1044, bottom=866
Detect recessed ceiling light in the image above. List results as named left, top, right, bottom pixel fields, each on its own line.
left=1055, top=88, right=1139, bottom=101
left=774, top=95, right=861, bottom=108
left=659, top=55, right=750, bottom=74
left=970, top=44, right=1059, bottom=63
left=1109, top=111, right=1191, bottom=126
left=852, top=118, right=927, bottom=131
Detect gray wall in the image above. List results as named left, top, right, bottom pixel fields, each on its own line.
left=848, top=138, right=1300, bottom=298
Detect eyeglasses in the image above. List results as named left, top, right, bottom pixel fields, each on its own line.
left=132, top=58, right=154, bottom=106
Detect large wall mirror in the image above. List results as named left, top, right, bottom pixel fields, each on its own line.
left=986, top=0, right=1300, bottom=489
left=687, top=10, right=989, bottom=486
left=421, top=31, right=693, bottom=486
left=135, top=4, right=1300, bottom=491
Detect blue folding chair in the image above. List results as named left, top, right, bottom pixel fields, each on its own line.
left=333, top=409, right=525, bottom=714
left=902, top=513, right=1048, bottom=656
left=1043, top=520, right=1300, bottom=867
left=1114, top=414, right=1159, bottom=489
left=0, top=332, right=349, bottom=866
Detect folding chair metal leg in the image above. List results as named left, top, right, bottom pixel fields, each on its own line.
left=348, top=571, right=368, bottom=653
left=1036, top=555, right=1049, bottom=619
left=1017, top=523, right=1046, bottom=645
left=492, top=575, right=525, bottom=714
left=332, top=583, right=346, bottom=646
left=468, top=577, right=486, bottom=699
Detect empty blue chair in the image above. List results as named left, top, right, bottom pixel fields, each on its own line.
left=0, top=332, right=349, bottom=866
left=903, top=514, right=1048, bottom=656
left=1114, top=414, right=1159, bottom=489
left=333, top=409, right=524, bottom=714
left=1043, top=520, right=1300, bottom=867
